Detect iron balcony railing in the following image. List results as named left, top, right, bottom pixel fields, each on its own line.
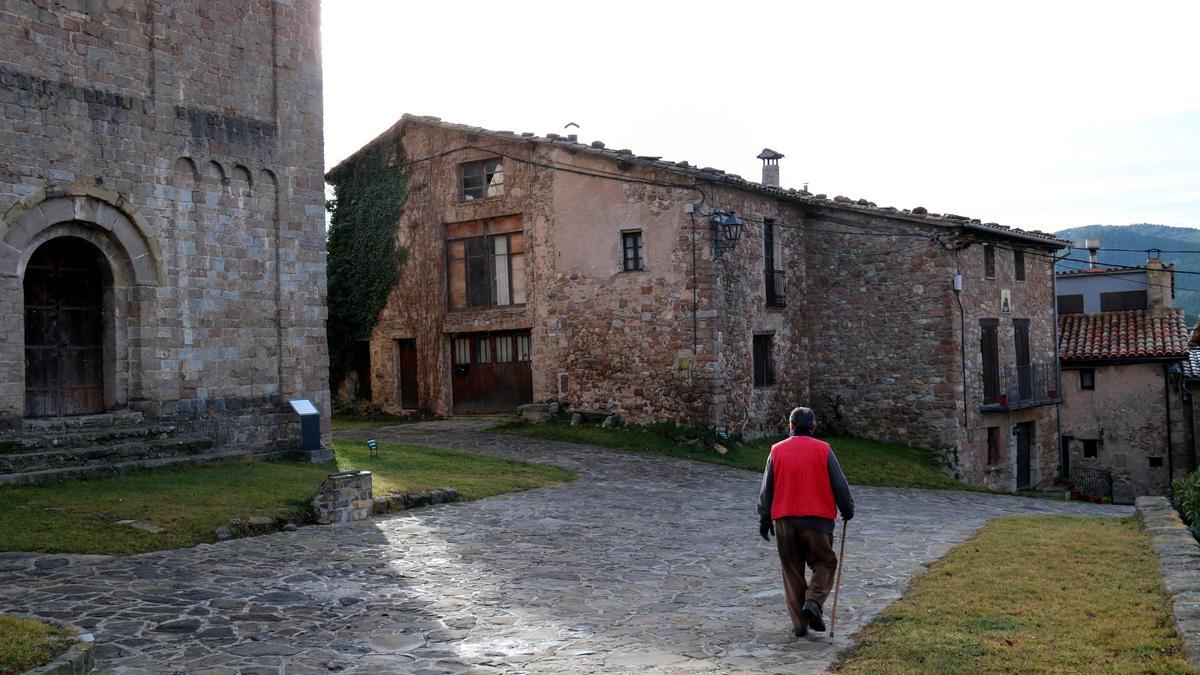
left=981, top=361, right=1060, bottom=411
left=766, top=269, right=786, bottom=308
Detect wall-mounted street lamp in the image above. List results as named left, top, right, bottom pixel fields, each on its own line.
left=710, top=211, right=744, bottom=255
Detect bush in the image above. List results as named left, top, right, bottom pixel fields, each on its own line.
left=1171, top=472, right=1200, bottom=525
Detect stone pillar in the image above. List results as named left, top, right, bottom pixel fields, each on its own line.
left=311, top=470, right=373, bottom=524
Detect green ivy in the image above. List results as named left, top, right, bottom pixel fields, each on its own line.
left=325, top=145, right=408, bottom=394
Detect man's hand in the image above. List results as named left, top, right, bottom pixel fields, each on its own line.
left=759, top=515, right=774, bottom=541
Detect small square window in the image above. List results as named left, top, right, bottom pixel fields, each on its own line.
left=622, top=231, right=644, bottom=271
left=986, top=426, right=1001, bottom=465
left=1079, top=369, right=1095, bottom=390
left=1149, top=456, right=1164, bottom=468
left=1014, top=250, right=1025, bottom=281
left=753, top=334, right=774, bottom=388
left=1082, top=439, right=1098, bottom=458
left=461, top=159, right=503, bottom=201
left=984, top=245, right=995, bottom=279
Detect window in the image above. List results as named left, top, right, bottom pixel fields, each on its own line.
left=980, top=318, right=1000, bottom=404
left=446, top=217, right=526, bottom=309
left=1082, top=439, right=1098, bottom=458
left=1149, top=456, right=1164, bottom=468
left=1100, top=290, right=1148, bottom=311
left=461, top=159, right=503, bottom=201
left=516, top=334, right=532, bottom=362
left=495, top=335, right=513, bottom=363
left=764, top=219, right=785, bottom=307
left=753, top=334, right=775, bottom=388
left=1079, top=368, right=1095, bottom=390
left=1014, top=249, right=1025, bottom=281
left=1057, top=294, right=1084, bottom=314
left=987, top=426, right=1001, bottom=465
left=984, top=245, right=995, bottom=278
left=621, top=231, right=644, bottom=271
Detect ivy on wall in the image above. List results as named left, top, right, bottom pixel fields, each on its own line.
left=325, top=144, right=407, bottom=395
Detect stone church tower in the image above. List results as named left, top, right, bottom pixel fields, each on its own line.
left=0, top=0, right=330, bottom=465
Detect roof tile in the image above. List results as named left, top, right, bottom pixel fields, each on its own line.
left=1058, top=308, right=1190, bottom=362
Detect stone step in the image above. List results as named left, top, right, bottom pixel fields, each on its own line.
left=0, top=435, right=216, bottom=475
left=0, top=424, right=181, bottom=454
left=0, top=445, right=255, bottom=486
left=21, top=411, right=145, bottom=433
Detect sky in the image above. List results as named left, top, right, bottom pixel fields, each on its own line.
left=321, top=0, right=1200, bottom=233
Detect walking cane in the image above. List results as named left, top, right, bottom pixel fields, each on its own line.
left=828, top=519, right=848, bottom=644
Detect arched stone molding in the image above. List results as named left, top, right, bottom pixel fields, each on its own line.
left=0, top=183, right=164, bottom=285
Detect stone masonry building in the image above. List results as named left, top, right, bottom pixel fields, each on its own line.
left=1057, top=254, right=1190, bottom=502
left=0, top=0, right=330, bottom=474
left=329, top=114, right=1067, bottom=490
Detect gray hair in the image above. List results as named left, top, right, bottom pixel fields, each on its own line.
left=788, top=407, right=817, bottom=433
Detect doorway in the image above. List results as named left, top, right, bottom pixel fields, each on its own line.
left=24, top=237, right=109, bottom=418
left=451, top=331, right=532, bottom=414
left=397, top=339, right=418, bottom=410
left=1016, top=421, right=1034, bottom=489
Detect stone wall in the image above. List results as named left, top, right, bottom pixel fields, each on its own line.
left=347, top=118, right=1064, bottom=489
left=1061, top=362, right=1182, bottom=501
left=312, top=470, right=373, bottom=524
left=362, top=122, right=810, bottom=434
left=0, top=0, right=329, bottom=449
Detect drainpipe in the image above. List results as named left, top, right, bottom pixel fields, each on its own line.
left=1164, top=363, right=1175, bottom=485
left=1052, top=250, right=1065, bottom=481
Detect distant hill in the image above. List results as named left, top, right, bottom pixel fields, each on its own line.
left=1055, top=224, right=1200, bottom=324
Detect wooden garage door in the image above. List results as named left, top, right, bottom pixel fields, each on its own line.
left=451, top=331, right=532, bottom=414
left=24, top=238, right=106, bottom=418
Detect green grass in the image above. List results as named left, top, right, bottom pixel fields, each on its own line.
left=0, top=615, right=73, bottom=675
left=0, top=439, right=573, bottom=556
left=331, top=412, right=418, bottom=431
left=495, top=421, right=970, bottom=490
left=833, top=515, right=1194, bottom=674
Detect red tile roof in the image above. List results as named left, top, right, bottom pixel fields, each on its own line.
left=1059, top=308, right=1190, bottom=362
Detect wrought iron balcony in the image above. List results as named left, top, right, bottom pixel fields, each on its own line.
left=766, top=269, right=786, bottom=308
left=981, top=361, right=1060, bottom=412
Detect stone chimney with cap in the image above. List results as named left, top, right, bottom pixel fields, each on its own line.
left=758, top=148, right=784, bottom=187
left=1146, top=256, right=1175, bottom=315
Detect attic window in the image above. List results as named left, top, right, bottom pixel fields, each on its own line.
left=461, top=159, right=504, bottom=201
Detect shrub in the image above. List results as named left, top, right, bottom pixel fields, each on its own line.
left=1171, top=472, right=1200, bottom=526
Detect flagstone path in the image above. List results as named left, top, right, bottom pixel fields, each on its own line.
left=0, top=419, right=1129, bottom=674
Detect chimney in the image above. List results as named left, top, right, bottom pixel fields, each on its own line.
left=1146, top=256, right=1175, bottom=314
left=1084, top=238, right=1101, bottom=269
left=757, top=148, right=784, bottom=187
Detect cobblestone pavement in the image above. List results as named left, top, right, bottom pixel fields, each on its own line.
left=1, top=419, right=1130, bottom=674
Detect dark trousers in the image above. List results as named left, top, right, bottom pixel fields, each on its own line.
left=774, top=519, right=838, bottom=629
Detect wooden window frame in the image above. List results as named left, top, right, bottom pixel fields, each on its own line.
left=460, top=158, right=504, bottom=202
left=986, top=426, right=1001, bottom=465
left=984, top=244, right=996, bottom=279
left=980, top=318, right=1000, bottom=404
left=446, top=220, right=525, bottom=311
left=621, top=230, right=644, bottom=271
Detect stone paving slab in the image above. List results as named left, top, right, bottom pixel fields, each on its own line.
left=1, top=420, right=1130, bottom=674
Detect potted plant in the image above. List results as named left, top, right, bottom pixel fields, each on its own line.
left=997, top=394, right=1008, bottom=407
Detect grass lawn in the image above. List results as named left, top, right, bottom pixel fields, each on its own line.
left=331, top=411, right=419, bottom=432
left=495, top=421, right=969, bottom=490
left=833, top=515, right=1194, bottom=674
left=0, top=615, right=73, bottom=675
left=0, top=439, right=573, bottom=556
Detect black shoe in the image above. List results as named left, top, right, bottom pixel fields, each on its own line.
left=793, top=625, right=808, bottom=637
left=802, top=600, right=826, bottom=632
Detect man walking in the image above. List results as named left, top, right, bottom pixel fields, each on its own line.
left=757, top=407, right=854, bottom=637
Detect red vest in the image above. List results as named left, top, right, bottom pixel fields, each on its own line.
left=769, top=435, right=837, bottom=521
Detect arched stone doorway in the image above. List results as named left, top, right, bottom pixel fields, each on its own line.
left=23, top=237, right=111, bottom=417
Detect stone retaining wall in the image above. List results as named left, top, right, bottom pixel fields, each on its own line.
left=18, top=618, right=94, bottom=675
left=1136, top=495, right=1200, bottom=667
